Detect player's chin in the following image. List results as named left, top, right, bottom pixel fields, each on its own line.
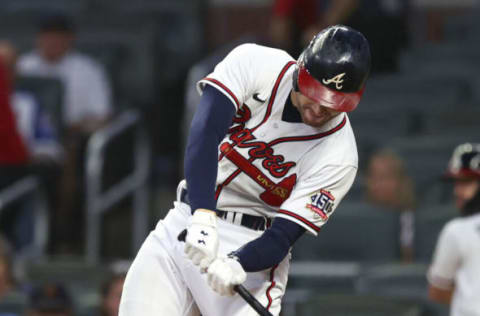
left=301, top=112, right=332, bottom=128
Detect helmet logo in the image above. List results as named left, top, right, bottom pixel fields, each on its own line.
left=322, top=73, right=346, bottom=90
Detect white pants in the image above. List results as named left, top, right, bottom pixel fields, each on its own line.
left=119, top=186, right=290, bottom=316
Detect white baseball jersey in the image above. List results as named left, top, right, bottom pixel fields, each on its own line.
left=120, top=43, right=358, bottom=316
left=428, top=213, right=480, bottom=316
left=197, top=43, right=358, bottom=235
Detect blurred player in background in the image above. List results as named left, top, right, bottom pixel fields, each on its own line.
left=428, top=143, right=480, bottom=315
left=120, top=25, right=371, bottom=316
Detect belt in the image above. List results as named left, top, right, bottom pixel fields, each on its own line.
left=180, top=188, right=271, bottom=231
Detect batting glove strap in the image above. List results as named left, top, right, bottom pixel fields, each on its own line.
left=185, top=208, right=219, bottom=270
left=207, top=257, right=247, bottom=296
left=190, top=208, right=217, bottom=228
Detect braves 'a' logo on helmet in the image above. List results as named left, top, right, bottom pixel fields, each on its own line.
left=322, top=73, right=346, bottom=90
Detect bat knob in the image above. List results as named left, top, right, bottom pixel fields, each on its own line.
left=177, top=229, right=187, bottom=242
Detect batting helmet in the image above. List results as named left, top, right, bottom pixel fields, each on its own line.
left=293, top=25, right=371, bottom=112
left=446, top=143, right=480, bottom=179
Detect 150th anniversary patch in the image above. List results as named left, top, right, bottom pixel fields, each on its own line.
left=306, top=189, right=335, bottom=220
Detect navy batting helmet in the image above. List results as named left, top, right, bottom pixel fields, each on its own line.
left=293, top=25, right=371, bottom=112
left=446, top=143, right=480, bottom=179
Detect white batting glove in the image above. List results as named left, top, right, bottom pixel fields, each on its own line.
left=185, top=209, right=219, bottom=270
left=207, top=256, right=247, bottom=296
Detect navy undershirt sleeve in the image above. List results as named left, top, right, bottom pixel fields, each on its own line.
left=234, top=217, right=306, bottom=272
left=184, top=85, right=236, bottom=212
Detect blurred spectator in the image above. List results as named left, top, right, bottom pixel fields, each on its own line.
left=17, top=13, right=114, bottom=254
left=0, top=53, right=28, bottom=168
left=416, top=0, right=477, bottom=42
left=99, top=272, right=126, bottom=316
left=0, top=40, right=62, bottom=254
left=0, top=235, right=15, bottom=300
left=269, top=0, right=358, bottom=58
left=347, top=0, right=410, bottom=73
left=0, top=40, right=62, bottom=164
left=17, top=13, right=113, bottom=134
left=365, top=148, right=416, bottom=262
left=0, top=53, right=33, bottom=253
left=270, top=0, right=410, bottom=72
left=428, top=143, right=480, bottom=314
left=27, top=283, right=73, bottom=316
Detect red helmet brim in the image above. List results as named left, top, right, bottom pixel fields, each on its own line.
left=297, top=64, right=364, bottom=112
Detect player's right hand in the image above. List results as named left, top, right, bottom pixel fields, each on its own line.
left=184, top=209, right=219, bottom=271
left=207, top=256, right=247, bottom=296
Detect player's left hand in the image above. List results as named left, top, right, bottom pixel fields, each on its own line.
left=207, top=256, right=246, bottom=296
left=184, top=209, right=219, bottom=270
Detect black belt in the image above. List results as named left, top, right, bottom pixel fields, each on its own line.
left=180, top=188, right=271, bottom=231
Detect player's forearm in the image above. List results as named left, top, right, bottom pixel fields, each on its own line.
left=184, top=118, right=219, bottom=211
left=184, top=85, right=236, bottom=211
left=233, top=218, right=305, bottom=272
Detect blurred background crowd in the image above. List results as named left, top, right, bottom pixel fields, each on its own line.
left=0, top=0, right=479, bottom=315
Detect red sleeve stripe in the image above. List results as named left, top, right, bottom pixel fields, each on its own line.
left=278, top=209, right=320, bottom=232
left=202, top=78, right=240, bottom=110
left=266, top=264, right=278, bottom=311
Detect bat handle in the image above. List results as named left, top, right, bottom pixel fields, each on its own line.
left=234, top=285, right=274, bottom=316
left=179, top=230, right=273, bottom=316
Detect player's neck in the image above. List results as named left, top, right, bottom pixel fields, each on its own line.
left=281, top=91, right=302, bottom=123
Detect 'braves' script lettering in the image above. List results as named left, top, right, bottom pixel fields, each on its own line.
left=228, top=104, right=251, bottom=135
left=229, top=128, right=296, bottom=178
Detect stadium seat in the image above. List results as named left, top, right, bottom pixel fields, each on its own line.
left=356, top=261, right=450, bottom=316
left=424, top=110, right=480, bottom=136
left=0, top=291, right=27, bottom=316
left=355, top=263, right=429, bottom=299
left=74, top=15, right=157, bottom=108
left=390, top=135, right=480, bottom=199
left=24, top=257, right=109, bottom=315
left=292, top=201, right=400, bottom=262
left=287, top=260, right=361, bottom=295
left=414, top=204, right=457, bottom=262
left=1, top=0, right=89, bottom=17
left=295, top=294, right=423, bottom=316
left=443, top=10, right=480, bottom=42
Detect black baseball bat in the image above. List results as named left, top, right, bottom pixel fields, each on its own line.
left=178, top=229, right=274, bottom=316
left=234, top=284, right=274, bottom=316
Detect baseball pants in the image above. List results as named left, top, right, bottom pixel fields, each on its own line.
left=119, top=185, right=289, bottom=316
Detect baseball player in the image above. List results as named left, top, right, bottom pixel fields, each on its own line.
left=119, top=25, right=371, bottom=316
left=428, top=143, right=480, bottom=316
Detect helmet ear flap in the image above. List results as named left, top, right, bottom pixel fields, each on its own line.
left=292, top=66, right=299, bottom=92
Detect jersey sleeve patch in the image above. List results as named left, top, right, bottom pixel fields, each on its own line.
left=305, top=189, right=335, bottom=221
left=277, top=188, right=336, bottom=235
